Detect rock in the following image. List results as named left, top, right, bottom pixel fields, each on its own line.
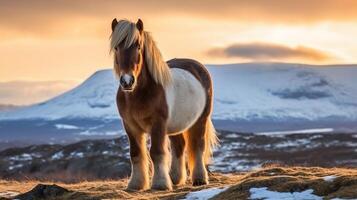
left=15, top=184, right=70, bottom=200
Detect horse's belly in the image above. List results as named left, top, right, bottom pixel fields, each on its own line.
left=165, top=68, right=206, bottom=135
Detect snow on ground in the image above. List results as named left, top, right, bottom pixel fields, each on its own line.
left=182, top=187, right=228, bottom=200
left=249, top=187, right=322, bottom=200
left=0, top=191, right=20, bottom=199
left=55, top=124, right=80, bottom=130
left=78, top=130, right=121, bottom=136
left=274, top=138, right=311, bottom=148
left=8, top=164, right=24, bottom=170
left=8, top=153, right=33, bottom=161
left=323, top=175, right=337, bottom=182
left=69, top=152, right=84, bottom=158
left=51, top=151, right=64, bottom=160
left=256, top=128, right=334, bottom=136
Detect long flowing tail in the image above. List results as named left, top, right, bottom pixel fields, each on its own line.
left=185, top=118, right=219, bottom=173
left=203, top=118, right=219, bottom=165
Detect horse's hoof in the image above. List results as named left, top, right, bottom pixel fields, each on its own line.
left=127, top=182, right=149, bottom=191
left=151, top=183, right=173, bottom=191
left=170, top=174, right=187, bottom=186
left=192, top=179, right=208, bottom=186
left=126, top=185, right=145, bottom=191
left=171, top=178, right=186, bottom=186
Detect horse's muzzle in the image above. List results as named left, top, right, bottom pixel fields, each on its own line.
left=120, top=74, right=135, bottom=91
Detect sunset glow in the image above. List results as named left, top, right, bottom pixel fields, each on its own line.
left=1, top=0, right=357, bottom=104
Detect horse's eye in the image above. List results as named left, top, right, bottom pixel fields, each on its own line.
left=115, top=47, right=118, bottom=51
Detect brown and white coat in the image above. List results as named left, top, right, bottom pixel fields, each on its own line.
left=111, top=18, right=218, bottom=191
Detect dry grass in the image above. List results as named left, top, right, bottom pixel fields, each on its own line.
left=213, top=166, right=357, bottom=200
left=0, top=173, right=243, bottom=199
left=1, top=166, right=357, bottom=199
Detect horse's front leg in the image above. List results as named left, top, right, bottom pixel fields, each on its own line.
left=150, top=120, right=172, bottom=190
left=124, top=123, right=150, bottom=191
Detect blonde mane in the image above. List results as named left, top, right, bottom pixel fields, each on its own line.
left=110, top=19, right=172, bottom=86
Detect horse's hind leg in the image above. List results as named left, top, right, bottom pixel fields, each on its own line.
left=169, top=134, right=187, bottom=185
left=185, top=118, right=209, bottom=186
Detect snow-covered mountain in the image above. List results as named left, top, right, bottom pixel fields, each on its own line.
left=0, top=63, right=357, bottom=121
left=1, top=62, right=357, bottom=122
left=210, top=63, right=357, bottom=121
left=0, top=70, right=119, bottom=120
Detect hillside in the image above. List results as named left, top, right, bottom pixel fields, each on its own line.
left=1, top=166, right=357, bottom=199
left=1, top=63, right=357, bottom=136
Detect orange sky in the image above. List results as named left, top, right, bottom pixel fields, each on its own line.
left=1, top=0, right=357, bottom=104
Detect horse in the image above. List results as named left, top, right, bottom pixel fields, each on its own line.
left=110, top=18, right=218, bottom=191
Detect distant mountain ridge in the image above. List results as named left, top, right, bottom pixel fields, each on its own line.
left=1, top=62, right=357, bottom=123
left=0, top=104, right=21, bottom=112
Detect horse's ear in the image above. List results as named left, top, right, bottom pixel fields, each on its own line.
left=111, top=18, right=118, bottom=32
left=136, top=18, right=144, bottom=33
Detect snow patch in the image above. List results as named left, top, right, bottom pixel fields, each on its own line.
left=225, top=133, right=239, bottom=138
left=8, top=164, right=23, bottom=170
left=323, top=175, right=337, bottom=182
left=274, top=139, right=311, bottom=148
left=0, top=191, right=20, bottom=198
left=9, top=153, right=32, bottom=161
left=256, top=128, right=334, bottom=136
left=249, top=187, right=322, bottom=200
left=78, top=130, right=120, bottom=136
left=183, top=187, right=228, bottom=200
left=51, top=151, right=64, bottom=160
left=55, top=124, right=79, bottom=130
left=69, top=152, right=84, bottom=158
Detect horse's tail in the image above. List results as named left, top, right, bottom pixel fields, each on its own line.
left=203, top=118, right=219, bottom=165
left=186, top=117, right=219, bottom=172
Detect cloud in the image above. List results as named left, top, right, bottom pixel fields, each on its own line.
left=1, top=0, right=357, bottom=39
left=207, top=42, right=332, bottom=61
left=0, top=80, right=77, bottom=105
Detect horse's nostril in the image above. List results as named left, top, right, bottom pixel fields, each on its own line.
left=120, top=76, right=125, bottom=84
left=119, top=76, right=127, bottom=87
left=130, top=75, right=135, bottom=85
left=120, top=75, right=135, bottom=89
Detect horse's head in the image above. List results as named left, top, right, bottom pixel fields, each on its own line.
left=111, top=18, right=144, bottom=92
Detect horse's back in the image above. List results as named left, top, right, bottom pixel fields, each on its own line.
left=167, top=58, right=213, bottom=92
left=165, top=59, right=213, bottom=135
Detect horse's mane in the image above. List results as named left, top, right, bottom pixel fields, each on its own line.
left=110, top=19, right=172, bottom=86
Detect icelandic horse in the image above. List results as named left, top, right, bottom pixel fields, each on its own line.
left=110, top=18, right=218, bottom=190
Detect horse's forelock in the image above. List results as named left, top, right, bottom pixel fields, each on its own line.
left=110, top=20, right=141, bottom=52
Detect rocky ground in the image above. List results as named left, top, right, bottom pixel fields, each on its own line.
left=1, top=166, right=357, bottom=199
left=0, top=137, right=130, bottom=182
left=0, top=130, right=356, bottom=182
left=0, top=130, right=357, bottom=199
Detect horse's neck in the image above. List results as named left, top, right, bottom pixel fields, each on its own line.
left=138, top=62, right=152, bottom=87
